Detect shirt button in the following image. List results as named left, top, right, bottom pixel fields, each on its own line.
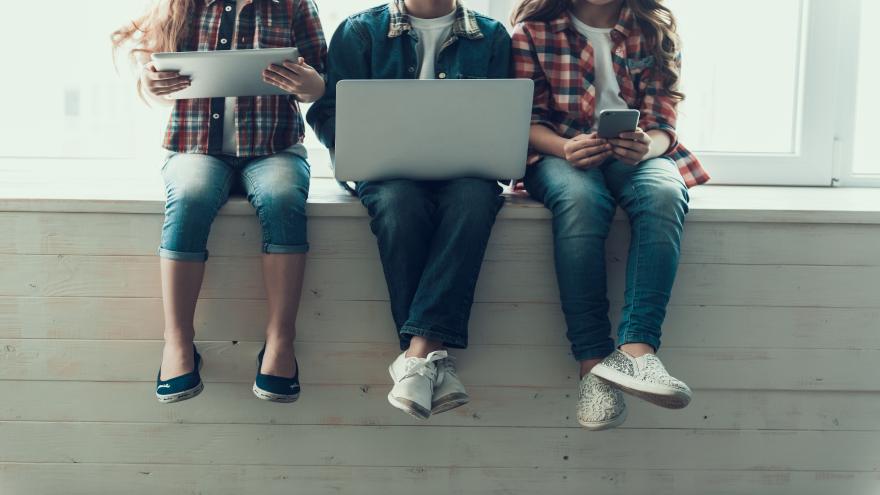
left=225, top=5, right=233, bottom=11
left=220, top=38, right=228, bottom=45
left=438, top=72, right=447, bottom=79
left=212, top=113, right=220, bottom=120
left=408, top=67, right=415, bottom=73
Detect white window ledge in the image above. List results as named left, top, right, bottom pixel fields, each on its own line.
left=2, top=159, right=879, bottom=224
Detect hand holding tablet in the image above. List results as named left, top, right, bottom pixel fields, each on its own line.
left=150, top=47, right=303, bottom=100
left=262, top=57, right=325, bottom=103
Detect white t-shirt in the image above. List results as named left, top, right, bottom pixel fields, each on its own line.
left=570, top=14, right=629, bottom=129
left=410, top=10, right=457, bottom=80
left=222, top=0, right=307, bottom=158
left=222, top=0, right=246, bottom=155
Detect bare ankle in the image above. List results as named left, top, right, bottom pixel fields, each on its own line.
left=619, top=343, right=655, bottom=358
left=579, top=358, right=603, bottom=379
left=163, top=327, right=195, bottom=345
left=405, top=337, right=444, bottom=358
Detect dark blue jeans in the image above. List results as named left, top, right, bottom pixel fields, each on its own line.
left=523, top=156, right=689, bottom=362
left=356, top=178, right=503, bottom=350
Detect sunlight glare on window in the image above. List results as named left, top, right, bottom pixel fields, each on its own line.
left=668, top=0, right=803, bottom=155
left=852, top=0, right=880, bottom=175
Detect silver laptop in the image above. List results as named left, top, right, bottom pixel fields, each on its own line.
left=333, top=79, right=534, bottom=182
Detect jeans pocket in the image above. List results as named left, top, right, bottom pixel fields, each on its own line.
left=160, top=152, right=178, bottom=173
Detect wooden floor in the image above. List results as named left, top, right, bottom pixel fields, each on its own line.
left=1, top=163, right=880, bottom=494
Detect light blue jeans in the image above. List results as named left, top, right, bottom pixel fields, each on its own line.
left=159, top=151, right=310, bottom=261
left=523, top=156, right=689, bottom=361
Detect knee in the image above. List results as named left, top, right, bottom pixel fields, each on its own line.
left=360, top=181, right=432, bottom=231
left=165, top=180, right=225, bottom=224
left=445, top=179, right=502, bottom=221
left=638, top=179, right=689, bottom=218
left=252, top=183, right=309, bottom=220
left=547, top=184, right=615, bottom=224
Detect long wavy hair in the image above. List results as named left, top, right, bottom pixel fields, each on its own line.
left=111, top=0, right=195, bottom=95
left=511, top=0, right=684, bottom=101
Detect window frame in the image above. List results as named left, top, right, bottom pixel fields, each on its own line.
left=833, top=0, right=880, bottom=187
left=2, top=0, right=877, bottom=187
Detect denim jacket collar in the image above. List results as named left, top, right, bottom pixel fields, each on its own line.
left=387, top=0, right=485, bottom=41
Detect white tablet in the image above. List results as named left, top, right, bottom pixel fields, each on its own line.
left=151, top=47, right=299, bottom=99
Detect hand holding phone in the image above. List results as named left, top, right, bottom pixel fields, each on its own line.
left=597, top=109, right=654, bottom=165
left=609, top=128, right=653, bottom=165
left=563, top=133, right=613, bottom=168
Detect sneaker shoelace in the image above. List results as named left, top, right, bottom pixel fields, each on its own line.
left=435, top=355, right=459, bottom=386
left=401, top=351, right=447, bottom=383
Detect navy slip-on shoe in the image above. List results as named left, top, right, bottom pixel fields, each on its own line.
left=156, top=345, right=204, bottom=404
left=253, top=345, right=300, bottom=403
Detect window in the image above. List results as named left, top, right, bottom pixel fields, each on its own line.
left=0, top=1, right=161, bottom=162
left=840, top=0, right=880, bottom=185
left=0, top=0, right=874, bottom=187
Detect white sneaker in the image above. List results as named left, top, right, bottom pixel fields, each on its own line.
left=387, top=350, right=447, bottom=420
left=431, top=355, right=470, bottom=415
left=592, top=350, right=692, bottom=409
left=577, top=373, right=627, bottom=431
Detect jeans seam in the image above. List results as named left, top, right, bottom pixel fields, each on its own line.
left=239, top=169, right=273, bottom=250
left=454, top=194, right=503, bottom=330
left=619, top=173, right=645, bottom=344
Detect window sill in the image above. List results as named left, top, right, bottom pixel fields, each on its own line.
left=1, top=159, right=879, bottom=224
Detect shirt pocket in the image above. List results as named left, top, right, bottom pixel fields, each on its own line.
left=626, top=55, right=655, bottom=87
left=257, top=13, right=292, bottom=49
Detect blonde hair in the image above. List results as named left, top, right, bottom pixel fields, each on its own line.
left=111, top=1, right=195, bottom=94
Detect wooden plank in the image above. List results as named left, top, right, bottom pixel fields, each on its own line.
left=1, top=422, right=878, bottom=470
left=3, top=297, right=879, bottom=350
left=2, top=254, right=879, bottom=307
left=2, top=381, right=878, bottom=431
left=5, top=211, right=880, bottom=266
left=1, top=340, right=876, bottom=391
left=2, top=464, right=878, bottom=495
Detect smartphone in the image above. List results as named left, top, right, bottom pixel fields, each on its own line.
left=597, top=109, right=640, bottom=139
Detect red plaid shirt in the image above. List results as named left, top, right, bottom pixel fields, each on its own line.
left=512, top=8, right=708, bottom=187
left=163, top=0, right=327, bottom=157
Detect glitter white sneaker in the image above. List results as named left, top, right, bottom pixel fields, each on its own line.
left=431, top=355, right=470, bottom=415
left=592, top=350, right=692, bottom=409
left=387, top=350, right=447, bottom=420
left=577, top=373, right=627, bottom=431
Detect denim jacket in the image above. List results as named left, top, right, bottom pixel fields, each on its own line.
left=306, top=1, right=512, bottom=148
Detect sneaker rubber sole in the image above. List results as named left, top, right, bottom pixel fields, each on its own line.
left=252, top=383, right=300, bottom=403
left=156, top=381, right=204, bottom=404
left=578, top=406, right=628, bottom=431
left=431, top=393, right=470, bottom=415
left=387, top=392, right=432, bottom=420
left=592, top=365, right=691, bottom=409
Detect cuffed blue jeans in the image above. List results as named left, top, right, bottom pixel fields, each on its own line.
left=159, top=151, right=310, bottom=261
left=523, top=156, right=689, bottom=362
left=356, top=178, right=504, bottom=350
